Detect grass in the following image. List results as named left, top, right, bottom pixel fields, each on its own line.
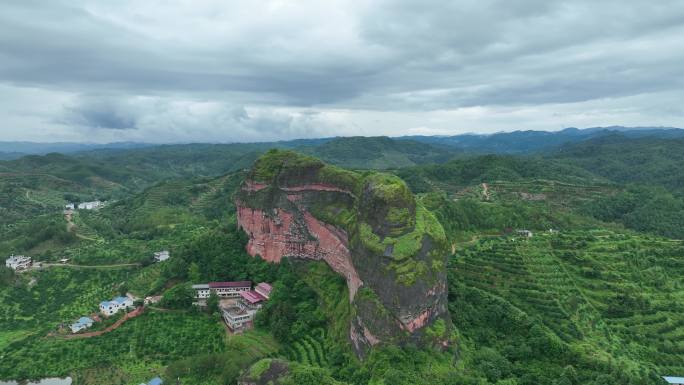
left=227, top=329, right=281, bottom=361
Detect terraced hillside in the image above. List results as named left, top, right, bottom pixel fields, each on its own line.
left=449, top=230, right=684, bottom=381
left=283, top=327, right=330, bottom=367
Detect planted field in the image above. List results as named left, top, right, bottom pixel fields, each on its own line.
left=0, top=311, right=226, bottom=380
left=450, top=230, right=684, bottom=376
left=283, top=327, right=330, bottom=367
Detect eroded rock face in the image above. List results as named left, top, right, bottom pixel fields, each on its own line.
left=235, top=150, right=452, bottom=356
left=237, top=205, right=363, bottom=299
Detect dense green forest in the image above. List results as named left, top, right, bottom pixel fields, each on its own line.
left=0, top=133, right=682, bottom=384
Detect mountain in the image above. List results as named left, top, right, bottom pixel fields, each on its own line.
left=235, top=150, right=451, bottom=356
left=551, top=134, right=684, bottom=192
left=400, top=126, right=684, bottom=154
left=298, top=136, right=456, bottom=169
left=0, top=141, right=154, bottom=159
left=1, top=133, right=684, bottom=385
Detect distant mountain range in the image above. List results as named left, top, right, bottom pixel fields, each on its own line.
left=399, top=126, right=684, bottom=153
left=2, top=126, right=682, bottom=160
left=0, top=141, right=154, bottom=160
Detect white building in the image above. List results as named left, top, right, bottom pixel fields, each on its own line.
left=153, top=250, right=170, bottom=263
left=192, top=284, right=211, bottom=299
left=99, top=296, right=134, bottom=317
left=192, top=281, right=252, bottom=299
left=516, top=229, right=533, bottom=238
left=70, top=317, right=94, bottom=333
left=65, top=203, right=75, bottom=210
left=223, top=282, right=272, bottom=332
left=663, top=377, right=684, bottom=385
left=78, top=200, right=105, bottom=210
left=222, top=306, right=256, bottom=333
left=5, top=255, right=32, bottom=270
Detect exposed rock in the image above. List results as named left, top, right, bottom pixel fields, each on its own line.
left=235, top=150, right=452, bottom=356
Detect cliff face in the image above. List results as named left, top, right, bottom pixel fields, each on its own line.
left=235, top=150, right=451, bottom=356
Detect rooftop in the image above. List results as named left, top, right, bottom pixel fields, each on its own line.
left=209, top=281, right=251, bottom=288
left=221, top=305, right=252, bottom=319
left=663, top=377, right=684, bottom=384
left=101, top=296, right=131, bottom=307
left=240, top=290, right=266, bottom=304
left=72, top=317, right=93, bottom=327
left=192, top=284, right=210, bottom=289
left=256, top=282, right=273, bottom=292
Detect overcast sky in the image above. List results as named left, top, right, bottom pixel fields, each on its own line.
left=1, top=0, right=683, bottom=143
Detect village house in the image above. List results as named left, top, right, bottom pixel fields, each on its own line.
left=663, top=377, right=684, bottom=385
left=153, top=250, right=170, bottom=262
left=192, top=281, right=252, bottom=300
left=78, top=200, right=105, bottom=210
left=210, top=281, right=252, bottom=297
left=255, top=282, right=273, bottom=299
left=70, top=316, right=94, bottom=333
left=191, top=283, right=211, bottom=300
left=221, top=282, right=273, bottom=333
left=99, top=296, right=134, bottom=317
left=144, top=295, right=162, bottom=305
left=222, top=305, right=255, bottom=333
left=65, top=203, right=75, bottom=210
left=238, top=282, right=273, bottom=311
left=139, top=377, right=163, bottom=385
left=516, top=229, right=533, bottom=238
left=5, top=255, right=32, bottom=270
left=239, top=291, right=266, bottom=311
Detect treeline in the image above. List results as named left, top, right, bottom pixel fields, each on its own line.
left=396, top=155, right=599, bottom=193
left=582, top=186, right=684, bottom=239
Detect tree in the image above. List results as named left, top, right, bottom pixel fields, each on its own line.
left=188, top=262, right=202, bottom=283
left=206, top=292, right=219, bottom=314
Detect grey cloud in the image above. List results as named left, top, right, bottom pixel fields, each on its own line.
left=1, top=0, right=684, bottom=142
left=60, top=95, right=139, bottom=129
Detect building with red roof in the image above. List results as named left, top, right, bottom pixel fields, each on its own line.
left=255, top=282, right=273, bottom=299
left=192, top=281, right=251, bottom=301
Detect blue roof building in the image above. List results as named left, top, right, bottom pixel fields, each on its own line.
left=148, top=377, right=163, bottom=385
left=663, top=376, right=684, bottom=385
left=70, top=316, right=94, bottom=333
left=113, top=296, right=129, bottom=304
left=99, top=296, right=134, bottom=317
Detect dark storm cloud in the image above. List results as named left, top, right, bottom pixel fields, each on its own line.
left=60, top=95, right=139, bottom=130
left=0, top=0, right=683, bottom=141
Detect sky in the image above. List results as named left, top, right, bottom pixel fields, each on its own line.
left=1, top=0, right=683, bottom=143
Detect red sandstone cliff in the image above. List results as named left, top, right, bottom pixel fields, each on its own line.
left=237, top=203, right=363, bottom=299
left=235, top=150, right=452, bottom=355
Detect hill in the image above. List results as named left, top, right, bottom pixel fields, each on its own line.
left=401, top=126, right=684, bottom=154
left=299, top=136, right=455, bottom=169
left=0, top=139, right=683, bottom=385
left=551, top=134, right=684, bottom=192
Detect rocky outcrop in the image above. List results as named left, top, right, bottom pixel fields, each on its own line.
left=237, top=205, right=362, bottom=299
left=235, top=150, right=452, bottom=356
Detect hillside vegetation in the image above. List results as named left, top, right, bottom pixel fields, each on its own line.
left=0, top=134, right=682, bottom=384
